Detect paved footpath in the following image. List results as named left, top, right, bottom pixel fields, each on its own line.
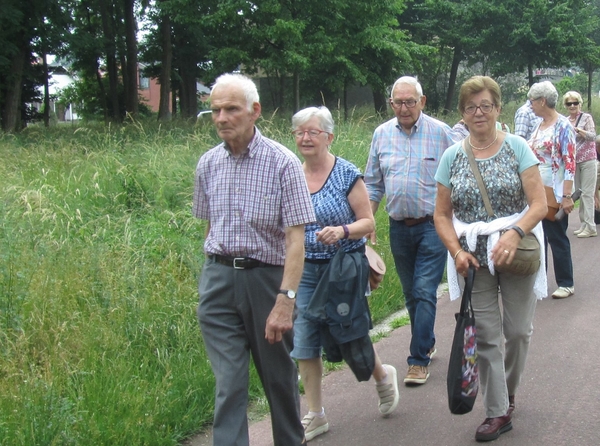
left=187, top=217, right=600, bottom=446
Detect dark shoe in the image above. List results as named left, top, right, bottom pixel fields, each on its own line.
left=475, top=414, right=512, bottom=442
left=507, top=395, right=515, bottom=416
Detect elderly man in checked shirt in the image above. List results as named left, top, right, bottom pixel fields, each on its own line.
left=193, top=73, right=315, bottom=446
left=514, top=99, right=541, bottom=140
left=365, top=76, right=461, bottom=386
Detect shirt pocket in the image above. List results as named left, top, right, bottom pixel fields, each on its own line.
left=420, top=157, right=438, bottom=187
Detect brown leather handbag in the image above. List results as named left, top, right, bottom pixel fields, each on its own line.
left=545, top=186, right=559, bottom=221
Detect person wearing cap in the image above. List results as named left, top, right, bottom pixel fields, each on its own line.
left=290, top=105, right=399, bottom=442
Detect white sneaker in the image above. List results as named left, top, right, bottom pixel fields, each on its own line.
left=574, top=225, right=586, bottom=235
left=552, top=286, right=574, bottom=299
left=376, top=364, right=399, bottom=416
left=301, top=412, right=329, bottom=441
left=577, top=227, right=597, bottom=238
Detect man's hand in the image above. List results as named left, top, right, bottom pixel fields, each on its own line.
left=265, top=296, right=295, bottom=344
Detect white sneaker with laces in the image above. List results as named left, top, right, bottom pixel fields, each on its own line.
left=574, top=225, right=586, bottom=235
left=376, top=364, right=399, bottom=416
left=552, top=286, right=574, bottom=299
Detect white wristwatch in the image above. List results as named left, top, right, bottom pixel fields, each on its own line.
left=279, top=289, right=296, bottom=299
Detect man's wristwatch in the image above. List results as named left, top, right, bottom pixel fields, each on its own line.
left=279, top=289, right=296, bottom=299
left=563, top=194, right=572, bottom=199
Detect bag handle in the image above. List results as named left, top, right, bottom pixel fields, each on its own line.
left=459, top=265, right=476, bottom=316
left=463, top=140, right=495, bottom=218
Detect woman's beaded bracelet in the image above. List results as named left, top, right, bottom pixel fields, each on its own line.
left=453, top=248, right=464, bottom=260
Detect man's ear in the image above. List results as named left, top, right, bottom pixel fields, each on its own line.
left=252, top=101, right=261, bottom=119
left=420, top=94, right=427, bottom=108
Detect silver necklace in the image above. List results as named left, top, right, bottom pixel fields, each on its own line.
left=469, top=132, right=498, bottom=151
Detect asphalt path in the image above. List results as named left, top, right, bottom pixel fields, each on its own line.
left=187, top=216, right=600, bottom=446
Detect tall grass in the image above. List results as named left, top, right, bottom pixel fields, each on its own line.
left=3, top=100, right=587, bottom=444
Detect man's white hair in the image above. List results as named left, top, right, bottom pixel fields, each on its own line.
left=212, top=73, right=259, bottom=111
left=391, top=76, right=423, bottom=98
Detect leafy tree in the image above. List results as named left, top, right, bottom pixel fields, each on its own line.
left=0, top=0, right=70, bottom=131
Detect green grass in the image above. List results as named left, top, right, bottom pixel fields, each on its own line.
left=3, top=100, right=589, bottom=444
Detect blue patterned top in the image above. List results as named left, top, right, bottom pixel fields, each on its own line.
left=305, top=157, right=366, bottom=260
left=435, top=133, right=539, bottom=266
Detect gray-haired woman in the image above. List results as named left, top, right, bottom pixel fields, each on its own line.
left=528, top=81, right=577, bottom=299
left=290, top=106, right=399, bottom=441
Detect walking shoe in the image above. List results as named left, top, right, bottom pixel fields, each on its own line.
left=301, top=413, right=329, bottom=441
left=376, top=364, right=399, bottom=415
left=577, top=227, right=597, bottom=238
left=427, top=346, right=437, bottom=361
left=403, top=365, right=429, bottom=385
left=507, top=395, right=515, bottom=416
left=574, top=225, right=586, bottom=235
left=475, top=414, right=512, bottom=442
left=552, top=286, right=574, bottom=299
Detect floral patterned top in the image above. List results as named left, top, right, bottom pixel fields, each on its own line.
left=435, top=133, right=539, bottom=267
left=528, top=114, right=576, bottom=202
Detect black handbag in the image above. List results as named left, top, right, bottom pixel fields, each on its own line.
left=447, top=265, right=479, bottom=415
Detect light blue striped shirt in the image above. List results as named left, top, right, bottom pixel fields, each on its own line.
left=365, top=113, right=459, bottom=220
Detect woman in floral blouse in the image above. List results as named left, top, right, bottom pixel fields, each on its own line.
left=528, top=81, right=577, bottom=299
left=434, top=76, right=547, bottom=442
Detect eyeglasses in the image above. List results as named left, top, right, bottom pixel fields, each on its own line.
left=464, top=103, right=495, bottom=115
left=390, top=99, right=418, bottom=109
left=292, top=129, right=328, bottom=138
left=565, top=101, right=580, bottom=107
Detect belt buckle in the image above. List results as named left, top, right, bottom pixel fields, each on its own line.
left=233, top=257, right=246, bottom=269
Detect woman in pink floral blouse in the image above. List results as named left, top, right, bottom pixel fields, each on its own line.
left=562, top=91, right=597, bottom=238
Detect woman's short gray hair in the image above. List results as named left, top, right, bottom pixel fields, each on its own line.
left=528, top=81, right=558, bottom=108
left=211, top=73, right=259, bottom=112
left=292, top=106, right=335, bottom=133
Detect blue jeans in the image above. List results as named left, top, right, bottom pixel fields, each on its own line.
left=290, top=261, right=330, bottom=360
left=389, top=218, right=447, bottom=366
left=542, top=215, right=574, bottom=288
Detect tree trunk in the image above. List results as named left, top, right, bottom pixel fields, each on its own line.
left=158, top=8, right=172, bottom=121
left=42, top=52, right=50, bottom=127
left=179, top=63, right=197, bottom=119
left=124, top=0, right=138, bottom=117
left=1, top=45, right=26, bottom=133
left=99, top=0, right=121, bottom=122
left=527, top=63, right=534, bottom=87
left=587, top=64, right=593, bottom=111
left=444, top=45, right=462, bottom=114
left=293, top=71, right=300, bottom=112
left=372, top=89, right=387, bottom=116
left=95, top=66, right=109, bottom=122
left=343, top=80, right=348, bottom=122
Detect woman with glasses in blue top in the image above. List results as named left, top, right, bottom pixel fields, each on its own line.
left=290, top=106, right=399, bottom=442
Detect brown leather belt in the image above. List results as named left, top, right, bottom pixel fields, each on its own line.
left=401, top=216, right=434, bottom=227
left=209, top=255, right=276, bottom=269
